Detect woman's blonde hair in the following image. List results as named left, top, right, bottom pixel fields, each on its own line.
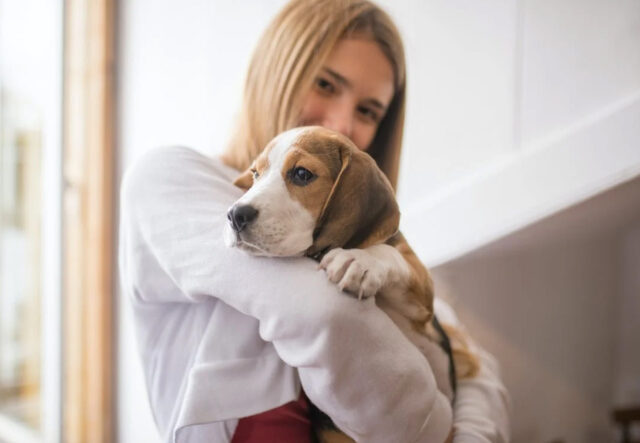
left=221, top=0, right=406, bottom=190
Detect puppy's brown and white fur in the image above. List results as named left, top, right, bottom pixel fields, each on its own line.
left=225, top=126, right=478, bottom=441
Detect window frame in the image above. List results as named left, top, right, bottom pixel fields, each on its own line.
left=62, top=0, right=115, bottom=442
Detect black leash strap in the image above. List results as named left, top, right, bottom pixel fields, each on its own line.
left=432, top=314, right=457, bottom=402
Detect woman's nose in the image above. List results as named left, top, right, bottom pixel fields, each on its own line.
left=322, top=106, right=353, bottom=139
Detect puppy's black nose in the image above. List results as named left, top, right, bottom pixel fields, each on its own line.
left=228, top=204, right=258, bottom=233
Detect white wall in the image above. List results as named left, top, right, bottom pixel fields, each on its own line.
left=117, top=1, right=640, bottom=442
left=386, top=0, right=519, bottom=199
left=520, top=0, right=640, bottom=145
left=432, top=235, right=621, bottom=442
left=117, top=0, right=288, bottom=167
left=614, top=224, right=640, bottom=406
left=400, top=0, right=640, bottom=266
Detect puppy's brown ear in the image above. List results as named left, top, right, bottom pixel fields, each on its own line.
left=233, top=168, right=254, bottom=190
left=307, top=146, right=400, bottom=257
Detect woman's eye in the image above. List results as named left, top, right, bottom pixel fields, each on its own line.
left=290, top=167, right=315, bottom=185
left=315, top=77, right=335, bottom=94
left=358, top=106, right=380, bottom=123
left=251, top=168, right=259, bottom=179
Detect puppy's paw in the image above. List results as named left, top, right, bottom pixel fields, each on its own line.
left=319, top=248, right=387, bottom=299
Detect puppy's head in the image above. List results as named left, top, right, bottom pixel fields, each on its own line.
left=225, top=126, right=399, bottom=258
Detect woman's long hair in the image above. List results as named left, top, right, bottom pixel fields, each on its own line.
left=221, top=0, right=406, bottom=190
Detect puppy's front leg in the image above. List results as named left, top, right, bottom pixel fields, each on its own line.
left=386, top=232, right=435, bottom=320
left=319, top=244, right=410, bottom=300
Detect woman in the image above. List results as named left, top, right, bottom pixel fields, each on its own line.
left=119, top=1, right=510, bottom=442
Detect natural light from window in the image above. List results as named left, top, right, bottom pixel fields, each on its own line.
left=0, top=1, right=62, bottom=441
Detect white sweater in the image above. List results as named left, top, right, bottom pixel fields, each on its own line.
left=119, top=146, right=510, bottom=443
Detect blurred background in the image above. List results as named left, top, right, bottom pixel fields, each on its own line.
left=1, top=0, right=639, bottom=442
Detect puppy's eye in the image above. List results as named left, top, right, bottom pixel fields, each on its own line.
left=251, top=168, right=259, bottom=179
left=290, top=166, right=316, bottom=186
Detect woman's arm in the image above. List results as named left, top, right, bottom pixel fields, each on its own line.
left=316, top=234, right=510, bottom=442
left=434, top=299, right=511, bottom=443
left=120, top=146, right=452, bottom=443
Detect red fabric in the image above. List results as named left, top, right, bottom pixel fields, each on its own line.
left=231, top=392, right=312, bottom=443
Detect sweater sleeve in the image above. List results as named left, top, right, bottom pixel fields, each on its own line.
left=120, top=146, right=452, bottom=443
left=434, top=299, right=511, bottom=443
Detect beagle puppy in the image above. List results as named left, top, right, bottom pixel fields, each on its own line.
left=225, top=126, right=478, bottom=442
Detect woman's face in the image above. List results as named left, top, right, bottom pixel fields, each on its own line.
left=298, top=38, right=395, bottom=151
